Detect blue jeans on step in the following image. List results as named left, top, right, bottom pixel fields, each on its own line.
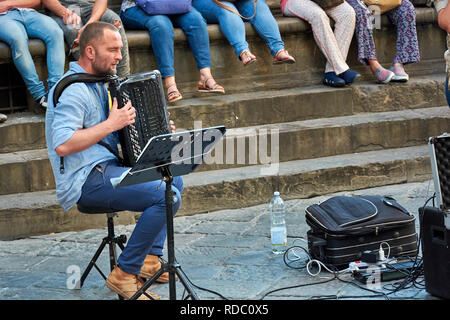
left=120, top=6, right=211, bottom=78
left=192, top=0, right=285, bottom=58
left=77, top=159, right=184, bottom=275
left=0, top=9, right=65, bottom=100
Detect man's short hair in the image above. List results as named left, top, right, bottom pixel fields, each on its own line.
left=79, top=21, right=119, bottom=56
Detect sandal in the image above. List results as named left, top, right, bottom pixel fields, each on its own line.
left=273, top=49, right=296, bottom=64
left=239, top=49, right=257, bottom=66
left=198, top=77, right=225, bottom=94
left=166, top=83, right=182, bottom=103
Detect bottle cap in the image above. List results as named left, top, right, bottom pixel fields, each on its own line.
left=274, top=191, right=280, bottom=196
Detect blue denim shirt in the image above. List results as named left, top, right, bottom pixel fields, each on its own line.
left=45, top=62, right=119, bottom=212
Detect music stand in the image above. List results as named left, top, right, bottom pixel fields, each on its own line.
left=111, top=125, right=226, bottom=300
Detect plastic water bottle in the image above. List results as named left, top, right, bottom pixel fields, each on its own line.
left=270, top=191, right=287, bottom=254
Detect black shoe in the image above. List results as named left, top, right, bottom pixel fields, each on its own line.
left=322, top=72, right=346, bottom=88
left=339, top=69, right=361, bottom=85
left=33, top=94, right=48, bottom=115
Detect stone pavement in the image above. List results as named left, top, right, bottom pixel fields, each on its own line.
left=0, top=180, right=440, bottom=301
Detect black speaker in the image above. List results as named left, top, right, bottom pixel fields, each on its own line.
left=419, top=206, right=450, bottom=299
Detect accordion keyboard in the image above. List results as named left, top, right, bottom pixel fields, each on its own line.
left=109, top=71, right=170, bottom=167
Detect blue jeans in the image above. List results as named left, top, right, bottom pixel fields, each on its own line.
left=120, top=6, right=211, bottom=78
left=0, top=9, right=65, bottom=100
left=78, top=160, right=184, bottom=275
left=192, top=0, right=285, bottom=57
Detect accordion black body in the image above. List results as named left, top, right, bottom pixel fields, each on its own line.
left=108, top=70, right=170, bottom=167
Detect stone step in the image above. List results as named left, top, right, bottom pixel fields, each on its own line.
left=0, top=75, right=446, bottom=154
left=0, top=188, right=137, bottom=241
left=181, top=145, right=432, bottom=214
left=0, top=113, right=45, bottom=153
left=0, top=106, right=447, bottom=195
left=171, top=75, right=446, bottom=130
left=0, top=148, right=54, bottom=195
left=0, top=145, right=431, bottom=240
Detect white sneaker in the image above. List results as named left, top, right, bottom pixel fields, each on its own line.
left=33, top=94, right=48, bottom=114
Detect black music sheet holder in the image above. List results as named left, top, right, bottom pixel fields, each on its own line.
left=110, top=125, right=226, bottom=300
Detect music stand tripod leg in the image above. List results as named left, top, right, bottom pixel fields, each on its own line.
left=173, top=264, right=200, bottom=300
left=163, top=167, right=199, bottom=300
left=129, top=167, right=199, bottom=300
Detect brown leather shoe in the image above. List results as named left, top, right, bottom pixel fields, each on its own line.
left=140, top=255, right=178, bottom=283
left=106, top=265, right=160, bottom=300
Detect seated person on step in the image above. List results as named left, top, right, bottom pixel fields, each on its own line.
left=42, top=0, right=131, bottom=77
left=0, top=0, right=65, bottom=114
left=281, top=0, right=360, bottom=87
left=434, top=0, right=450, bottom=106
left=345, top=0, right=420, bottom=84
left=192, top=0, right=296, bottom=66
left=120, top=0, right=225, bottom=103
left=45, top=22, right=183, bottom=300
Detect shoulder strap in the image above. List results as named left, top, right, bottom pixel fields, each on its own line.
left=212, top=0, right=258, bottom=20
left=53, top=73, right=123, bottom=174
left=52, top=73, right=113, bottom=107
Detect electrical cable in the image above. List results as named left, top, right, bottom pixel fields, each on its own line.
left=177, top=265, right=230, bottom=300
left=173, top=193, right=436, bottom=301
left=373, top=193, right=435, bottom=297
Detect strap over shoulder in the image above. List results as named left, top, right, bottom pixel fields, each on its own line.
left=212, top=0, right=258, bottom=20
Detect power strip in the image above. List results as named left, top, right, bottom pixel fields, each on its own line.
left=352, top=260, right=415, bottom=284
left=348, top=258, right=397, bottom=272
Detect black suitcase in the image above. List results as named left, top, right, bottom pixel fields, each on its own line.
left=306, top=195, right=419, bottom=269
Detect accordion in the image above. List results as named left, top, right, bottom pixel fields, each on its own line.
left=52, top=70, right=170, bottom=169
left=107, top=70, right=170, bottom=167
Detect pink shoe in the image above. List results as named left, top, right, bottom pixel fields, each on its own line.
left=374, top=67, right=395, bottom=84
left=390, top=64, right=409, bottom=82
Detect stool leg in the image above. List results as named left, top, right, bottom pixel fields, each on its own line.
left=78, top=238, right=108, bottom=288
left=78, top=212, right=126, bottom=300
left=106, top=214, right=119, bottom=272
left=106, top=213, right=124, bottom=300
left=108, top=240, right=119, bottom=272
